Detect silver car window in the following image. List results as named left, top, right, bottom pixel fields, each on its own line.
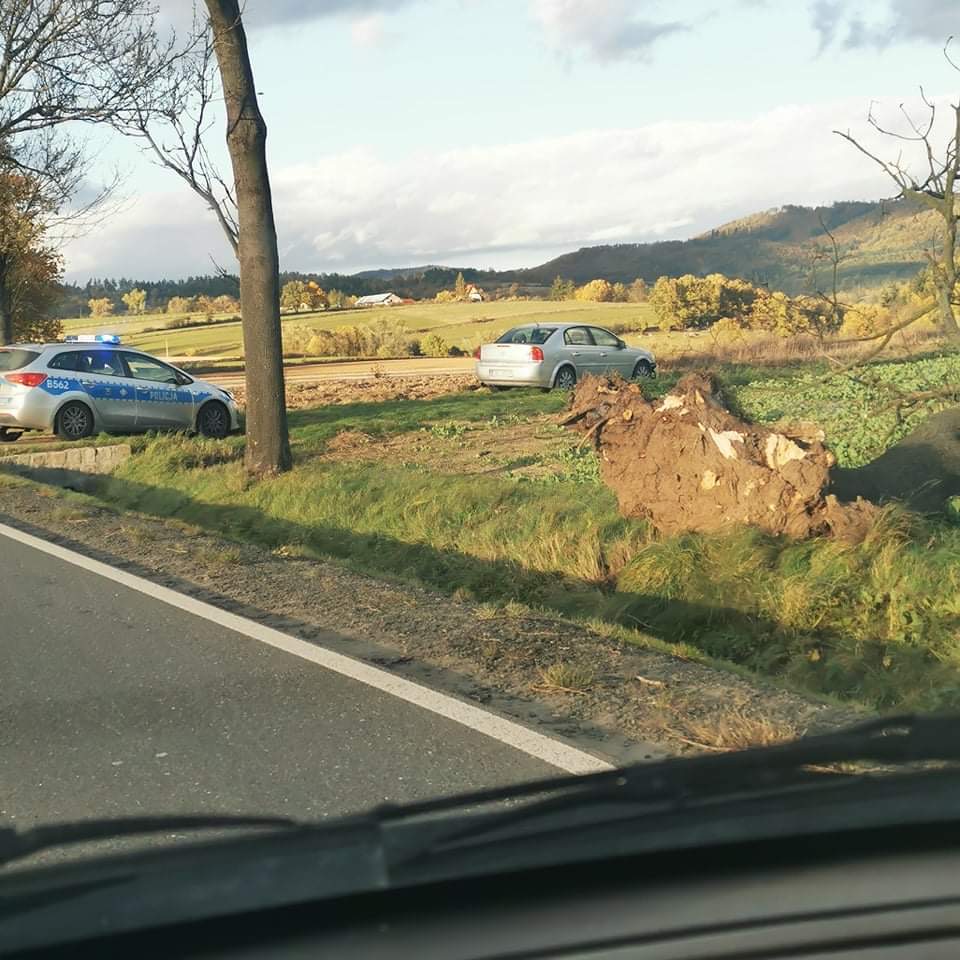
left=48, top=351, right=82, bottom=371
left=589, top=327, right=620, bottom=347
left=0, top=349, right=40, bottom=371
left=75, top=350, right=126, bottom=377
left=563, top=327, right=593, bottom=346
left=497, top=327, right=555, bottom=345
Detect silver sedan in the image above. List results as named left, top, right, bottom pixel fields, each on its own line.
left=474, top=322, right=656, bottom=390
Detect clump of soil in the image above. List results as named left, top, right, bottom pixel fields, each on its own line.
left=561, top=373, right=878, bottom=540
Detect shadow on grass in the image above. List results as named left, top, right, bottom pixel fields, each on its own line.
left=13, top=465, right=959, bottom=712
left=831, top=409, right=960, bottom=513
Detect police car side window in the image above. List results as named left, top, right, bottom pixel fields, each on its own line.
left=123, top=353, right=179, bottom=385
left=48, top=352, right=80, bottom=372
left=77, top=351, right=126, bottom=377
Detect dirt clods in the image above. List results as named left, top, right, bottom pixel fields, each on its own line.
left=561, top=373, right=879, bottom=540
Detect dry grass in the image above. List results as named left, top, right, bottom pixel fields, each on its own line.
left=193, top=544, right=244, bottom=566
left=535, top=661, right=595, bottom=693
left=656, top=325, right=942, bottom=370
left=669, top=708, right=801, bottom=752
left=48, top=504, right=94, bottom=525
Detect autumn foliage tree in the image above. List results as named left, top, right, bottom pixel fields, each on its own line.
left=280, top=279, right=326, bottom=313
left=87, top=297, right=114, bottom=317
left=121, top=288, right=147, bottom=314
left=648, top=272, right=840, bottom=335
left=574, top=278, right=615, bottom=302
left=549, top=276, right=575, bottom=300
left=0, top=168, right=64, bottom=343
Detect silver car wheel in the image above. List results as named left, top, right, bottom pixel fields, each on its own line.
left=555, top=367, right=577, bottom=390
left=632, top=360, right=655, bottom=379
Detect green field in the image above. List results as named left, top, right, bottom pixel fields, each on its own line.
left=18, top=351, right=960, bottom=715
left=65, top=300, right=658, bottom=360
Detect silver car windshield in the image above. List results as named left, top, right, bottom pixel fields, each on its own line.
left=497, top=327, right=555, bottom=345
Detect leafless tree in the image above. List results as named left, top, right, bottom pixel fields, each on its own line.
left=0, top=1, right=167, bottom=137
left=834, top=42, right=960, bottom=345
left=115, top=15, right=239, bottom=259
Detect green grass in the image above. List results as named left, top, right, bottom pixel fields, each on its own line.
left=732, top=352, right=960, bottom=466
left=62, top=360, right=960, bottom=714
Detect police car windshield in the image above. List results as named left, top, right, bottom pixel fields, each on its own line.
left=0, top=349, right=39, bottom=371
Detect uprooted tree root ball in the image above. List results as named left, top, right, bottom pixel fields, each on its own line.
left=560, top=373, right=879, bottom=541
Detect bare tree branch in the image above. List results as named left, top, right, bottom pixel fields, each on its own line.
left=113, top=10, right=239, bottom=258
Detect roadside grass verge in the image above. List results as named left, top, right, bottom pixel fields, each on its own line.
left=70, top=370, right=960, bottom=714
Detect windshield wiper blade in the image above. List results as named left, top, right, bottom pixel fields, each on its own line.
left=380, top=713, right=960, bottom=860
left=0, top=815, right=303, bottom=868
left=5, top=717, right=959, bottom=876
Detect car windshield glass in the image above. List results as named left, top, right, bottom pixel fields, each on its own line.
left=0, top=349, right=39, bottom=371
left=496, top=327, right=555, bottom=345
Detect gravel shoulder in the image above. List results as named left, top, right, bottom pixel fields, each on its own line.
left=0, top=477, right=861, bottom=765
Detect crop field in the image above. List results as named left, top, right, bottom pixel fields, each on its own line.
left=63, top=300, right=659, bottom=360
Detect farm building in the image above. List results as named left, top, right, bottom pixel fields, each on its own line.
left=354, top=292, right=404, bottom=307
left=466, top=284, right=484, bottom=302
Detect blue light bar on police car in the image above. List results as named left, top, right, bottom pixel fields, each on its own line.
left=64, top=334, right=121, bottom=344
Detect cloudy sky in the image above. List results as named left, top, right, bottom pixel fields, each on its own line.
left=62, top=0, right=960, bottom=281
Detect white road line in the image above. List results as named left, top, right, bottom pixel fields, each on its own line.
left=0, top=522, right=613, bottom=776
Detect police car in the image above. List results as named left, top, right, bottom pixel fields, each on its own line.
left=0, top=335, right=241, bottom=442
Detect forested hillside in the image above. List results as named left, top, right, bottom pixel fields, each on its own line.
left=60, top=198, right=935, bottom=315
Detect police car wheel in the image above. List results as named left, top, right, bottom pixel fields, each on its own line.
left=55, top=401, right=94, bottom=441
left=197, top=401, right=229, bottom=440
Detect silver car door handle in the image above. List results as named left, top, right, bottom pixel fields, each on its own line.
left=571, top=351, right=580, bottom=356
left=79, top=379, right=95, bottom=387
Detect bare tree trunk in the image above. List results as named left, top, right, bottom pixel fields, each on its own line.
left=934, top=190, right=960, bottom=343
left=203, top=0, right=291, bottom=476
left=0, top=260, right=12, bottom=345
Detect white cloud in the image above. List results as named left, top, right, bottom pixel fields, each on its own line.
left=64, top=95, right=944, bottom=280
left=240, top=0, right=416, bottom=29
left=350, top=13, right=392, bottom=47
left=155, top=0, right=416, bottom=36
left=530, top=0, right=687, bottom=62
left=811, top=0, right=959, bottom=49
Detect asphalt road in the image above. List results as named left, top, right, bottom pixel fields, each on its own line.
left=0, top=531, right=558, bottom=840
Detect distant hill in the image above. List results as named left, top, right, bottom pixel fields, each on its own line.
left=353, top=264, right=456, bottom=280
left=64, top=198, right=937, bottom=316
left=516, top=199, right=935, bottom=295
